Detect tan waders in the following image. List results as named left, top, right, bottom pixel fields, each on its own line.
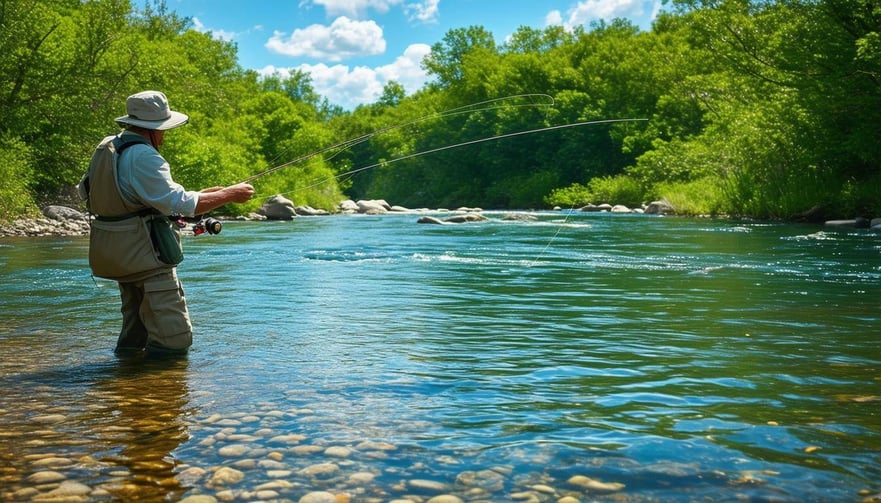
left=116, top=270, right=192, bottom=357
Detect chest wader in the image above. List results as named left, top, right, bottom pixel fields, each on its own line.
left=83, top=135, right=192, bottom=354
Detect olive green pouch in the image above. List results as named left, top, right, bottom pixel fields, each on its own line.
left=148, top=215, right=184, bottom=265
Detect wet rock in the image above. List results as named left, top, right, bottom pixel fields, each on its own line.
left=567, top=475, right=624, bottom=492
left=218, top=444, right=250, bottom=457
left=295, top=205, right=330, bottom=216
left=42, top=205, right=84, bottom=221
left=208, top=467, right=245, bottom=486
left=259, top=195, right=298, bottom=220
left=298, top=490, right=337, bottom=503
left=645, top=200, right=674, bottom=215
left=292, top=445, right=325, bottom=455
left=269, top=433, right=307, bottom=444
left=348, top=471, right=375, bottom=484
left=357, top=199, right=390, bottom=214
left=355, top=440, right=396, bottom=451
left=426, top=495, right=464, bottom=503
left=456, top=469, right=505, bottom=492
left=611, top=204, right=632, bottom=213
left=177, top=466, right=207, bottom=485
left=34, top=480, right=92, bottom=499
left=27, top=471, right=66, bottom=484
left=180, top=496, right=218, bottom=503
left=299, top=462, right=340, bottom=478
left=324, top=446, right=352, bottom=458
left=32, top=414, right=67, bottom=424
left=418, top=213, right=488, bottom=225
left=339, top=200, right=359, bottom=213
left=410, top=479, right=449, bottom=492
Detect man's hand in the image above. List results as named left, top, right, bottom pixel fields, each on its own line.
left=225, top=183, right=255, bottom=203
left=194, top=183, right=256, bottom=214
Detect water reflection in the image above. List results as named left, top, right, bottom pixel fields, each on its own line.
left=0, top=351, right=190, bottom=502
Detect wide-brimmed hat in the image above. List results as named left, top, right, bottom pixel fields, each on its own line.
left=115, top=90, right=189, bottom=130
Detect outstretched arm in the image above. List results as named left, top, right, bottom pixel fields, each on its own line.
left=194, top=183, right=255, bottom=214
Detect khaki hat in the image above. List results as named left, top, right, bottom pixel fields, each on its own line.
left=115, top=90, right=189, bottom=130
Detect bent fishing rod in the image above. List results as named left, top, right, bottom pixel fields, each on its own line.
left=240, top=93, right=556, bottom=185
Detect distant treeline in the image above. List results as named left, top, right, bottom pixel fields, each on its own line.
left=1, top=0, right=878, bottom=220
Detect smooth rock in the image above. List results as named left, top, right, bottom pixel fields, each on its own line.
left=298, top=462, right=340, bottom=478
left=299, top=491, right=337, bottom=503
left=179, top=496, right=218, bottom=503
left=567, top=475, right=625, bottom=492
left=208, top=467, right=245, bottom=486
left=27, top=471, right=66, bottom=484
left=426, top=496, right=464, bottom=503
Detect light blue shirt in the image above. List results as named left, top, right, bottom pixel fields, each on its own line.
left=115, top=132, right=200, bottom=217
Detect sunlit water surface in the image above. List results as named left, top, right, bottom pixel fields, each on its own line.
left=1, top=212, right=879, bottom=502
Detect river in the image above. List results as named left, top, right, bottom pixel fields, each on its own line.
left=1, top=211, right=879, bottom=502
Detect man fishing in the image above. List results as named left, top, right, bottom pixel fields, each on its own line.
left=78, top=90, right=255, bottom=357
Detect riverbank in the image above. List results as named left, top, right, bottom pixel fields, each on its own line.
left=2, top=199, right=880, bottom=238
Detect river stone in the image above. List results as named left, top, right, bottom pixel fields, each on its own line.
left=356, top=440, right=397, bottom=451
left=357, top=199, right=389, bottom=214
left=339, top=200, right=359, bottom=212
left=27, top=471, right=66, bottom=484
left=257, top=459, right=286, bottom=470
left=256, top=480, right=294, bottom=491
left=530, top=484, right=556, bottom=494
left=645, top=200, right=674, bottom=215
left=179, top=496, right=218, bottom=503
left=208, top=467, right=245, bottom=486
left=298, top=491, right=337, bottom=503
left=177, top=467, right=207, bottom=485
left=218, top=444, right=250, bottom=457
left=32, top=414, right=67, bottom=424
left=38, top=480, right=92, bottom=497
left=292, top=445, right=325, bottom=455
left=426, top=496, right=464, bottom=503
left=259, top=195, right=297, bottom=220
left=348, top=471, right=375, bottom=483
left=567, top=475, right=625, bottom=491
left=410, top=479, right=449, bottom=491
left=42, top=205, right=83, bottom=221
left=32, top=457, right=74, bottom=468
left=456, top=469, right=505, bottom=492
left=324, top=446, right=352, bottom=458
left=298, top=462, right=340, bottom=478
left=269, top=433, right=306, bottom=444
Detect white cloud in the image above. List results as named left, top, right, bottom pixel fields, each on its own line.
left=300, top=0, right=402, bottom=19
left=547, top=0, right=660, bottom=30
left=404, top=0, right=440, bottom=23
left=545, top=10, right=564, bottom=27
left=192, top=16, right=237, bottom=41
left=258, top=43, right=431, bottom=110
left=265, top=16, right=386, bottom=62
left=300, top=0, right=438, bottom=23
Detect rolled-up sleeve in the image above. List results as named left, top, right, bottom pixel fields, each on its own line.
left=118, top=145, right=200, bottom=217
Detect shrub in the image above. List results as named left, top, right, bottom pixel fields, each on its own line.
left=0, top=137, right=38, bottom=221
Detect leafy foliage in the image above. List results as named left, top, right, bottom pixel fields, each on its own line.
left=0, top=0, right=878, bottom=222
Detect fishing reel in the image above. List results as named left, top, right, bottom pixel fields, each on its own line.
left=193, top=217, right=222, bottom=236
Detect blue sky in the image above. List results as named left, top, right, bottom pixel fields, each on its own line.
left=163, top=0, right=663, bottom=109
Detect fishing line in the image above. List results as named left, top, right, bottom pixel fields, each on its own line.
left=272, top=118, right=649, bottom=198
left=240, top=93, right=555, bottom=185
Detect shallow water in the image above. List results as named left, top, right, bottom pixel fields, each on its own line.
left=1, top=212, right=879, bottom=502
